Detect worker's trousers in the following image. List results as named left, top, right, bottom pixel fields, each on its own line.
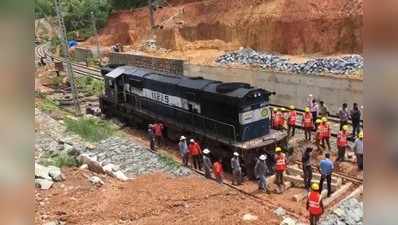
left=192, top=155, right=201, bottom=170
left=336, top=146, right=346, bottom=162
left=288, top=124, right=296, bottom=137
left=321, top=137, right=331, bottom=150
left=258, top=175, right=266, bottom=191
left=304, top=127, right=312, bottom=140
left=309, top=214, right=321, bottom=225
left=204, top=167, right=212, bottom=179
left=356, top=154, right=363, bottom=170
left=232, top=169, right=242, bottom=185
left=149, top=137, right=156, bottom=151
left=320, top=174, right=332, bottom=197
left=182, top=152, right=189, bottom=166
left=303, top=165, right=313, bottom=190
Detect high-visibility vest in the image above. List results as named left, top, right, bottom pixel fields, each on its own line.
left=213, top=162, right=223, bottom=176
left=308, top=191, right=323, bottom=215
left=153, top=123, right=163, bottom=136
left=288, top=111, right=297, bottom=126
left=275, top=153, right=287, bottom=171
left=319, top=123, right=330, bottom=139
left=274, top=112, right=283, bottom=126
left=303, top=113, right=313, bottom=128
left=189, top=142, right=201, bottom=156
left=337, top=131, right=348, bottom=147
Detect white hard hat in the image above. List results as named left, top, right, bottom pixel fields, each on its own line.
left=190, top=139, right=194, bottom=143
left=259, top=155, right=267, bottom=160
left=233, top=152, right=239, bottom=156
left=203, top=149, right=210, bottom=154
left=180, top=136, right=186, bottom=141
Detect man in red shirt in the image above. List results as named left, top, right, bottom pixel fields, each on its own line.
left=306, top=182, right=324, bottom=225
left=153, top=122, right=164, bottom=147
left=274, top=147, right=288, bottom=193
left=189, top=139, right=202, bottom=170
left=213, top=158, right=223, bottom=184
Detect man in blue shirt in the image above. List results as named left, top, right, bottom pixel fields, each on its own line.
left=319, top=153, right=334, bottom=197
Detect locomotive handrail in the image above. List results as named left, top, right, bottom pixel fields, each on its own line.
left=137, top=96, right=238, bottom=143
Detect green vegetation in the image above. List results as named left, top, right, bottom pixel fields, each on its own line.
left=37, top=97, right=60, bottom=113
left=110, top=0, right=149, bottom=10
left=76, top=76, right=104, bottom=96
left=158, top=153, right=180, bottom=170
left=64, top=116, right=114, bottom=142
left=35, top=0, right=112, bottom=40
left=40, top=151, right=81, bottom=168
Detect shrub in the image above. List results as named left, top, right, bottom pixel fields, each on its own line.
left=64, top=117, right=114, bottom=142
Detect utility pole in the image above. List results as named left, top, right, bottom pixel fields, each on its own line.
left=53, top=0, right=81, bottom=115
left=91, top=11, right=101, bottom=60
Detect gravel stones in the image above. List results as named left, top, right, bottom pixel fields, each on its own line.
left=82, top=137, right=192, bottom=178
left=320, top=197, right=363, bottom=225
left=35, top=163, right=64, bottom=189
left=216, top=48, right=363, bottom=75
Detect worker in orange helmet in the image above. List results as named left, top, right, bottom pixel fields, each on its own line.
left=302, top=107, right=313, bottom=141
left=274, top=147, right=288, bottom=193
left=287, top=105, right=297, bottom=137
left=320, top=117, right=331, bottom=151
left=336, top=125, right=349, bottom=162
left=272, top=107, right=278, bottom=129
left=307, top=182, right=324, bottom=225
left=273, top=108, right=284, bottom=130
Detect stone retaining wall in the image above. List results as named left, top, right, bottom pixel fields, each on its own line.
left=184, top=64, right=363, bottom=115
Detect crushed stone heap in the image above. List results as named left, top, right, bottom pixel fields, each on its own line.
left=216, top=48, right=363, bottom=75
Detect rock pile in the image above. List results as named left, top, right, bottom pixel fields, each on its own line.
left=216, top=48, right=363, bottom=75
left=35, top=163, right=65, bottom=190
left=81, top=137, right=192, bottom=178
left=320, top=197, right=363, bottom=225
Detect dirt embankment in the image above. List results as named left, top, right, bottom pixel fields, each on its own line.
left=86, top=0, right=363, bottom=55
left=35, top=168, right=281, bottom=225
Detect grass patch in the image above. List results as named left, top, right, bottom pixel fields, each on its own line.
left=64, top=117, right=114, bottom=142
left=37, top=97, right=59, bottom=113
left=39, top=152, right=81, bottom=168
left=158, top=153, right=180, bottom=170
left=76, top=76, right=104, bottom=96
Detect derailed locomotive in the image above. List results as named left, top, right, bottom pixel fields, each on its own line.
left=99, top=65, right=288, bottom=178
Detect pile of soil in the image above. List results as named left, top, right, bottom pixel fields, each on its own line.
left=84, top=0, right=363, bottom=55
left=35, top=168, right=282, bottom=225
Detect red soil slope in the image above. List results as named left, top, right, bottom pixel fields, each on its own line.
left=87, top=0, right=363, bottom=55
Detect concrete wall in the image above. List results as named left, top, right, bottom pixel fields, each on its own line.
left=184, top=64, right=363, bottom=115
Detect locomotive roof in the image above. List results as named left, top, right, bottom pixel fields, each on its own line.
left=105, top=66, right=271, bottom=99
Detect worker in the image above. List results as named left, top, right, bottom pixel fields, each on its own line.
left=254, top=154, right=269, bottom=193
left=302, top=147, right=313, bottom=191
left=272, top=108, right=278, bottom=129
left=352, top=131, right=364, bottom=170
left=320, top=117, right=331, bottom=151
left=178, top=136, right=189, bottom=166
left=274, top=147, right=288, bottom=193
left=213, top=158, right=224, bottom=184
left=202, top=149, right=212, bottom=178
left=189, top=139, right=202, bottom=170
left=231, top=152, right=243, bottom=185
left=306, top=183, right=324, bottom=225
left=287, top=105, right=297, bottom=137
left=319, top=153, right=334, bottom=197
left=318, top=101, right=329, bottom=118
left=350, top=103, right=361, bottom=138
left=336, top=125, right=349, bottom=162
left=338, top=103, right=349, bottom=131
left=153, top=122, right=164, bottom=147
left=147, top=124, right=156, bottom=151
left=314, top=119, right=322, bottom=152
left=273, top=108, right=284, bottom=130
left=303, top=107, right=313, bottom=141
left=307, top=95, right=319, bottom=129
